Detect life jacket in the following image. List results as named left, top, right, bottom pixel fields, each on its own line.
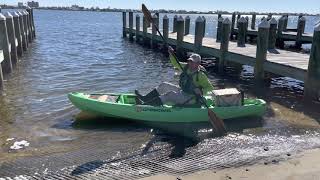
left=179, top=64, right=208, bottom=94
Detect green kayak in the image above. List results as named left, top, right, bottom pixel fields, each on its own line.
left=68, top=92, right=266, bottom=123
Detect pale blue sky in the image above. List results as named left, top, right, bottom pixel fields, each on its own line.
left=1, top=0, right=320, bottom=13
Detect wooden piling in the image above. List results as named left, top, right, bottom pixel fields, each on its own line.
left=219, top=18, right=231, bottom=74
left=283, top=14, right=288, bottom=31
left=18, top=12, right=27, bottom=51
left=194, top=16, right=204, bottom=52
left=0, top=14, right=13, bottom=74
left=151, top=14, right=159, bottom=48
left=276, top=16, right=287, bottom=49
left=135, top=14, right=140, bottom=42
left=163, top=15, right=169, bottom=43
left=122, top=12, right=126, bottom=37
left=304, top=24, right=320, bottom=101
left=22, top=11, right=29, bottom=47
left=128, top=11, right=133, bottom=41
left=12, top=12, right=23, bottom=57
left=236, top=14, right=241, bottom=28
left=251, top=13, right=256, bottom=30
left=218, top=13, right=222, bottom=19
left=26, top=6, right=34, bottom=39
left=216, top=17, right=223, bottom=42
left=176, top=16, right=185, bottom=57
left=237, top=17, right=247, bottom=47
left=267, top=13, right=272, bottom=21
left=184, top=16, right=190, bottom=35
left=173, top=15, right=178, bottom=32
left=295, top=16, right=306, bottom=49
left=230, top=12, right=236, bottom=39
left=254, top=19, right=270, bottom=81
left=25, top=9, right=32, bottom=42
left=142, top=16, right=149, bottom=45
left=4, top=12, right=18, bottom=66
left=29, top=8, right=35, bottom=38
left=268, top=18, right=278, bottom=50
left=0, top=52, right=3, bottom=90
left=202, top=16, right=206, bottom=37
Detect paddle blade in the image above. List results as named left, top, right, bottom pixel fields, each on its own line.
left=208, top=109, right=227, bottom=136
left=142, top=4, right=153, bottom=24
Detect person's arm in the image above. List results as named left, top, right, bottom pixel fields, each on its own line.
left=168, top=46, right=186, bottom=71
left=197, top=72, right=214, bottom=95
left=169, top=53, right=187, bottom=71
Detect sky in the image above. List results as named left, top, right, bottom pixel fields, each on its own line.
left=1, top=0, right=320, bottom=14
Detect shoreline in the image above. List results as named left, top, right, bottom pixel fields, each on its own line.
left=142, top=148, right=320, bottom=180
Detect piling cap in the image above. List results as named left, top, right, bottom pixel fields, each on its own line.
left=202, top=16, right=206, bottom=20
left=196, top=16, right=204, bottom=22
left=4, top=12, right=13, bottom=19
left=258, top=19, right=270, bottom=28
left=315, top=22, right=320, bottom=31
left=245, top=16, right=249, bottom=20
left=299, top=17, right=306, bottom=21
left=218, top=17, right=224, bottom=22
left=185, top=15, right=190, bottom=19
left=174, top=15, right=178, bottom=18
left=238, top=17, right=247, bottom=23
left=177, top=16, right=184, bottom=21
left=163, top=15, right=168, bottom=19
left=0, top=13, right=6, bottom=21
left=18, top=11, right=23, bottom=16
left=24, top=11, right=29, bottom=15
left=12, top=12, right=20, bottom=18
left=152, top=14, right=158, bottom=18
left=26, top=6, right=31, bottom=10
left=279, top=16, right=288, bottom=20
left=136, top=14, right=140, bottom=18
left=269, top=18, right=277, bottom=24
left=222, top=18, right=231, bottom=24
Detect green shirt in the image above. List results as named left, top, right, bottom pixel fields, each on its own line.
left=169, top=54, right=214, bottom=95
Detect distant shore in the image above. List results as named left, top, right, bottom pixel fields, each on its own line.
left=1, top=6, right=319, bottom=16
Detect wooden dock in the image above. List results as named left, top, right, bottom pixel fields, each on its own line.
left=122, top=12, right=320, bottom=101
left=0, top=7, right=36, bottom=90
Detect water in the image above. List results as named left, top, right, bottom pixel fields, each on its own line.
left=0, top=10, right=319, bottom=177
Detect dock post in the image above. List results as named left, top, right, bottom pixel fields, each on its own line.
left=219, top=18, right=231, bottom=74
left=276, top=16, right=287, bottom=49
left=237, top=17, right=247, bottom=47
left=12, top=12, right=22, bottom=57
left=236, top=14, right=241, bottom=28
left=184, top=16, right=190, bottom=35
left=129, top=11, right=133, bottom=41
left=4, top=12, right=18, bottom=66
left=251, top=13, right=256, bottom=30
left=254, top=19, right=270, bottom=81
left=194, top=16, right=204, bottom=53
left=21, top=11, right=29, bottom=48
left=298, top=13, right=303, bottom=19
left=29, top=8, right=35, bottom=38
left=173, top=15, right=178, bottom=32
left=218, top=13, right=222, bottom=19
left=122, top=12, right=127, bottom=37
left=267, top=13, right=272, bottom=21
left=295, top=17, right=306, bottom=49
left=25, top=9, right=32, bottom=42
left=176, top=16, right=185, bottom=57
left=135, top=14, right=140, bottom=42
left=163, top=15, right=169, bottom=50
left=142, top=16, right=149, bottom=46
left=304, top=24, right=320, bottom=101
left=216, top=17, right=223, bottom=42
left=151, top=14, right=159, bottom=48
left=0, top=14, right=13, bottom=74
left=268, top=18, right=278, bottom=50
left=26, top=6, right=33, bottom=40
left=283, top=14, right=288, bottom=31
left=202, top=16, right=206, bottom=37
left=230, top=12, right=236, bottom=39
left=18, top=12, right=27, bottom=51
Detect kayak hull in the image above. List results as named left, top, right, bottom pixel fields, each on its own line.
left=68, top=92, right=266, bottom=123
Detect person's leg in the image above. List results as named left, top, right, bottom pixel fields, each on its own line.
left=156, top=82, right=180, bottom=95
left=160, top=91, right=194, bottom=105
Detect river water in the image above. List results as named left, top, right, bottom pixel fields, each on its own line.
left=0, top=10, right=319, bottom=178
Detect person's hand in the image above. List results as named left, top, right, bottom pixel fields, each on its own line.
left=168, top=46, right=174, bottom=54
left=194, top=88, right=202, bottom=96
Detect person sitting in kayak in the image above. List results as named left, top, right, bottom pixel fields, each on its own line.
left=135, top=46, right=214, bottom=106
